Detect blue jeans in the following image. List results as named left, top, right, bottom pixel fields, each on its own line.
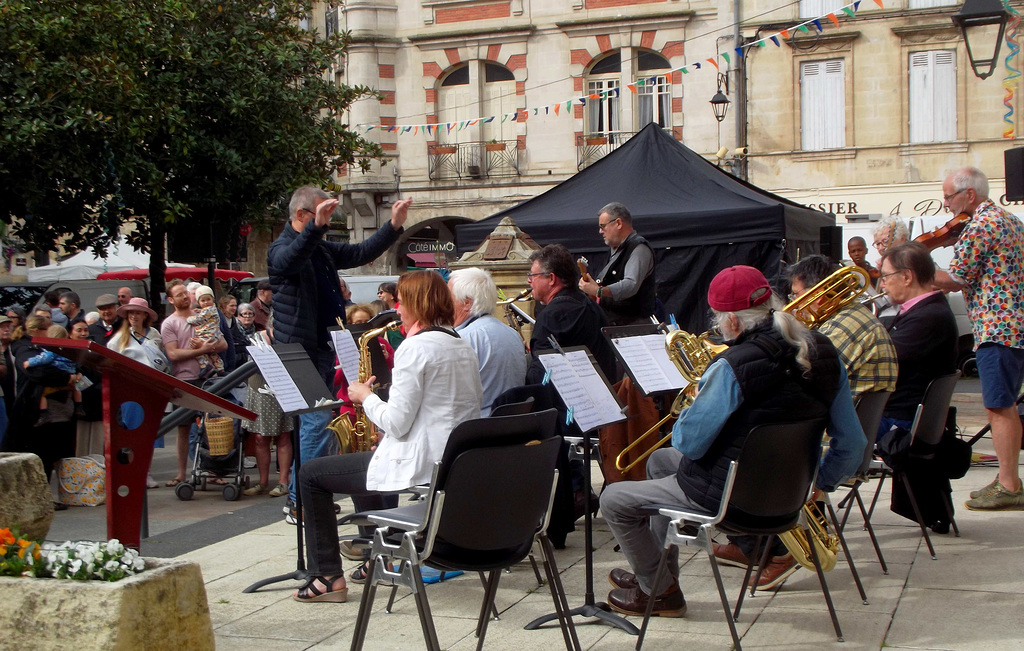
left=288, top=409, right=336, bottom=501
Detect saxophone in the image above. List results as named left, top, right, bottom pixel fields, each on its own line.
left=327, top=321, right=402, bottom=454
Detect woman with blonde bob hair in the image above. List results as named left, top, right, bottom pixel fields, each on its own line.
left=292, top=270, right=482, bottom=603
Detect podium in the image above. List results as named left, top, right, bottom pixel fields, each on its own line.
left=34, top=338, right=256, bottom=550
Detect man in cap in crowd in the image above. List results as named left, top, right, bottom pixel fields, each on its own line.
left=89, top=294, right=123, bottom=345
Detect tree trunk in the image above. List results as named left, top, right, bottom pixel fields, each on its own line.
left=149, top=217, right=166, bottom=319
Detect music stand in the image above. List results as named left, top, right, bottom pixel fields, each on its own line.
left=34, top=338, right=256, bottom=551
left=524, top=346, right=637, bottom=636
left=242, top=343, right=338, bottom=593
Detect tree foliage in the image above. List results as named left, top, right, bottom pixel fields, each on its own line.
left=0, top=0, right=382, bottom=264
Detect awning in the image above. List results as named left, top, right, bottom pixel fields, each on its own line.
left=96, top=267, right=254, bottom=282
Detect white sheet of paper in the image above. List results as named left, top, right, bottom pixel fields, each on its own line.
left=539, top=350, right=623, bottom=431
left=610, top=334, right=687, bottom=394
left=247, top=345, right=308, bottom=412
left=330, top=329, right=361, bottom=385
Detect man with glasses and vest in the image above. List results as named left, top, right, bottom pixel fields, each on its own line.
left=579, top=202, right=657, bottom=326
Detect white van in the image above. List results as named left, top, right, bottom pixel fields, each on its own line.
left=340, top=274, right=399, bottom=305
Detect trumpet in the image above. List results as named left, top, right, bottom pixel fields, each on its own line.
left=327, top=321, right=402, bottom=454
left=784, top=266, right=870, bottom=329
left=614, top=329, right=724, bottom=473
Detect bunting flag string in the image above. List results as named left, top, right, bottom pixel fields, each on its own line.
left=355, top=0, right=877, bottom=133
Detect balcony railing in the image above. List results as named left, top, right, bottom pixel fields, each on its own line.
left=428, top=140, right=520, bottom=181
left=576, top=131, right=637, bottom=170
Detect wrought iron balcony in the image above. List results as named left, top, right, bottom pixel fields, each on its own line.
left=576, top=131, right=637, bottom=170
left=428, top=140, right=520, bottom=181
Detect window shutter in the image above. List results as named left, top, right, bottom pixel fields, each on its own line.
left=910, top=50, right=956, bottom=143
left=801, top=60, right=845, bottom=150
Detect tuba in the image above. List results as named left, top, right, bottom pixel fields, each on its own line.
left=776, top=500, right=840, bottom=572
left=327, top=321, right=402, bottom=454
left=614, top=329, right=725, bottom=473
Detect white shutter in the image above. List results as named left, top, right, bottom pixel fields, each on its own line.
left=910, top=50, right=956, bottom=143
left=909, top=0, right=958, bottom=8
left=438, top=85, right=473, bottom=144
left=800, top=0, right=845, bottom=18
left=482, top=80, right=517, bottom=142
left=801, top=59, right=845, bottom=151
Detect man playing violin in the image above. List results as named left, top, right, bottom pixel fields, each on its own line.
left=933, top=167, right=1024, bottom=511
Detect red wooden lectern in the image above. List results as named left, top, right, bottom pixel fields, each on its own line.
left=34, top=338, right=256, bottom=550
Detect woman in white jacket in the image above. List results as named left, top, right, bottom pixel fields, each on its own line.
left=106, top=298, right=168, bottom=374
left=293, top=270, right=482, bottom=603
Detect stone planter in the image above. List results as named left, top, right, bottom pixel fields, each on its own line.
left=485, top=142, right=506, bottom=152
left=433, top=145, right=458, bottom=154
left=0, top=557, right=214, bottom=650
left=585, top=136, right=608, bottom=146
left=0, top=452, right=54, bottom=540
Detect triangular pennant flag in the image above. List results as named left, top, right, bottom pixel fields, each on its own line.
left=649, top=76, right=658, bottom=85
left=722, top=52, right=731, bottom=65
left=501, top=115, right=508, bottom=123
left=812, top=19, right=822, bottom=31
left=694, top=62, right=702, bottom=70
left=735, top=47, right=744, bottom=58
left=770, top=35, right=780, bottom=46
left=533, top=107, right=539, bottom=115
left=565, top=100, right=572, bottom=111
left=365, top=126, right=375, bottom=133
left=781, top=28, right=790, bottom=39
left=872, top=0, right=881, bottom=7
left=627, top=83, right=637, bottom=93
left=842, top=7, right=855, bottom=17
left=797, top=24, right=810, bottom=33
left=554, top=103, right=560, bottom=115
left=589, top=93, right=599, bottom=99
left=827, top=12, right=839, bottom=27
left=426, top=125, right=433, bottom=135
left=757, top=39, right=767, bottom=47
left=447, top=123, right=454, bottom=133
left=681, top=67, right=689, bottom=74
left=544, top=106, right=549, bottom=114
left=855, top=1, right=863, bottom=10
left=484, top=116, right=495, bottom=123
left=520, top=110, right=529, bottom=122
left=707, top=58, right=719, bottom=70
left=579, top=97, right=587, bottom=106
left=612, top=88, right=620, bottom=97
left=413, top=126, right=419, bottom=135
left=387, top=126, right=396, bottom=132
left=637, top=78, right=645, bottom=86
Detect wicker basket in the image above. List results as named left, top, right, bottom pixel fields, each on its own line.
left=204, top=416, right=235, bottom=456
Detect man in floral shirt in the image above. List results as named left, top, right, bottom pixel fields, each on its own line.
left=935, top=167, right=1024, bottom=510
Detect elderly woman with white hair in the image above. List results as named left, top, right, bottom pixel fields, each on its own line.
left=447, top=267, right=528, bottom=416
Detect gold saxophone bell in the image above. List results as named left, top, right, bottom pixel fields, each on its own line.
left=776, top=500, right=839, bottom=572
left=783, top=265, right=870, bottom=329
left=614, top=329, right=724, bottom=473
left=499, top=288, right=533, bottom=340
left=330, top=320, right=402, bottom=454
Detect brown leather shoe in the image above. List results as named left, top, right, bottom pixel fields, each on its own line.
left=607, top=584, right=687, bottom=618
left=712, top=542, right=752, bottom=569
left=608, top=568, right=638, bottom=590
left=749, top=554, right=798, bottom=591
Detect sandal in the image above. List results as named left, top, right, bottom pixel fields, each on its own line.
left=293, top=575, right=348, bottom=603
left=210, top=477, right=229, bottom=486
left=350, top=559, right=392, bottom=584
left=165, top=478, right=183, bottom=487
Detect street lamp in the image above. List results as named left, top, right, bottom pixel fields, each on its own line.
left=951, top=0, right=1010, bottom=80
left=710, top=73, right=730, bottom=122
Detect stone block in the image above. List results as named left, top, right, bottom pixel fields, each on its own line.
left=0, top=558, right=214, bottom=650
left=0, top=452, right=54, bottom=540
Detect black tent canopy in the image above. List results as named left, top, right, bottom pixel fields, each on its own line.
left=455, top=123, right=834, bottom=333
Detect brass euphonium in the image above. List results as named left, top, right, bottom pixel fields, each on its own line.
left=784, top=265, right=870, bottom=329
left=327, top=321, right=402, bottom=454
left=614, top=329, right=725, bottom=473
left=776, top=500, right=840, bottom=572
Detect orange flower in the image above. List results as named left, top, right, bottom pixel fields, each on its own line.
left=0, top=529, right=15, bottom=546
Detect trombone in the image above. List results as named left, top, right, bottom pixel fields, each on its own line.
left=783, top=265, right=870, bottom=329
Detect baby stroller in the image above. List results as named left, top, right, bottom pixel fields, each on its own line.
left=175, top=412, right=249, bottom=501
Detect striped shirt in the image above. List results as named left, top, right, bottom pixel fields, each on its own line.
left=818, top=302, right=899, bottom=397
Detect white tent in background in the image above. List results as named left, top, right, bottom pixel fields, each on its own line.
left=27, top=239, right=149, bottom=282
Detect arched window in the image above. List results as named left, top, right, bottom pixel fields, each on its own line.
left=586, top=52, right=621, bottom=136
left=636, top=51, right=671, bottom=129
left=437, top=62, right=516, bottom=143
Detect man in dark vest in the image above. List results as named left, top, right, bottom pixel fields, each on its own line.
left=579, top=202, right=656, bottom=326
left=599, top=265, right=864, bottom=617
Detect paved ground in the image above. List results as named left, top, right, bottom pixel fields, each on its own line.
left=47, top=387, right=1024, bottom=650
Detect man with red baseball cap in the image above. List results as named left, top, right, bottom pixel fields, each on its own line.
left=599, top=265, right=864, bottom=617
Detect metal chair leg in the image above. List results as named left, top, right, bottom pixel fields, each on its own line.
left=636, top=545, right=671, bottom=651
left=867, top=470, right=889, bottom=521
left=409, top=563, right=442, bottom=651
left=529, top=554, right=545, bottom=587
left=538, top=534, right=582, bottom=651
left=854, top=488, right=888, bottom=574
left=825, top=498, right=868, bottom=605
left=477, top=571, right=501, bottom=620
left=736, top=536, right=769, bottom=619
left=899, top=472, right=936, bottom=559
left=806, top=525, right=844, bottom=642
left=941, top=490, right=960, bottom=537
left=705, top=542, right=743, bottom=651
left=349, top=556, right=381, bottom=651
left=476, top=570, right=502, bottom=651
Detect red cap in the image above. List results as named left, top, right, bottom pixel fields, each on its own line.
left=708, top=266, right=772, bottom=312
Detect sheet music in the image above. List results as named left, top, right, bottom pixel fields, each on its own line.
left=247, top=345, right=308, bottom=412
left=539, top=350, right=623, bottom=432
left=330, top=329, right=361, bottom=385
left=610, top=334, right=687, bottom=394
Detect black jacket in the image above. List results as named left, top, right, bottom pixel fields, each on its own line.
left=884, top=293, right=958, bottom=421
left=527, top=288, right=617, bottom=383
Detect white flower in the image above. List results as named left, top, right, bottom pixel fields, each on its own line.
left=69, top=559, right=82, bottom=575
left=132, top=557, right=145, bottom=571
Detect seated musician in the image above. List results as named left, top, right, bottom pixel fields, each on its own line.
left=600, top=265, right=864, bottom=617
left=876, top=242, right=957, bottom=435
left=712, top=255, right=898, bottom=586
left=292, top=270, right=482, bottom=603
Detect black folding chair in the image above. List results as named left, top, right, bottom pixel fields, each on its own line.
left=348, top=409, right=580, bottom=651
left=835, top=390, right=892, bottom=573
left=867, top=373, right=961, bottom=559
left=488, top=396, right=535, bottom=417
left=636, top=418, right=841, bottom=651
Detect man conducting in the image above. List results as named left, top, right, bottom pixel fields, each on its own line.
left=579, top=202, right=657, bottom=326
left=599, top=265, right=864, bottom=616
left=933, top=167, right=1024, bottom=511
left=268, top=186, right=409, bottom=519
left=448, top=267, right=527, bottom=416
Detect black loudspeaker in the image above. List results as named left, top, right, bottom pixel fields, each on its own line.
left=819, top=225, right=844, bottom=264
left=167, top=219, right=249, bottom=263
left=1005, top=147, right=1024, bottom=201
